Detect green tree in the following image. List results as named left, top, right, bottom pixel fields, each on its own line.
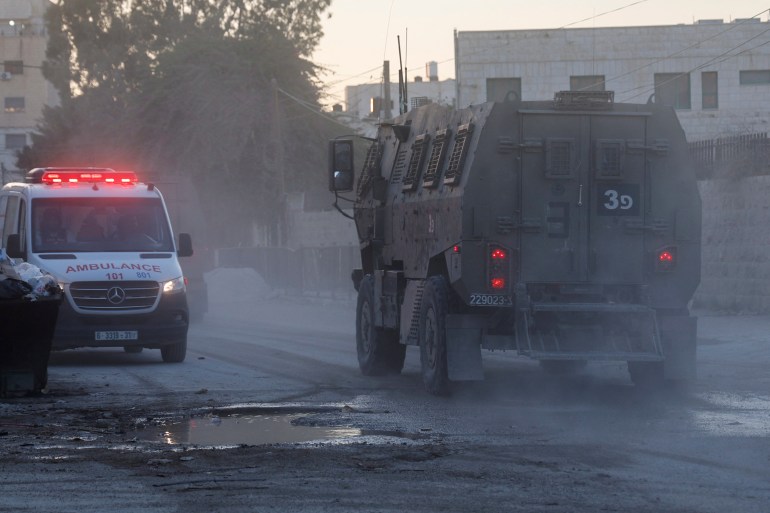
left=25, top=0, right=339, bottom=246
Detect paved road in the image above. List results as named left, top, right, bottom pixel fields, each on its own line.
left=1, top=290, right=769, bottom=512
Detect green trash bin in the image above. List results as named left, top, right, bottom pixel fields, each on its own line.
left=0, top=294, right=62, bottom=396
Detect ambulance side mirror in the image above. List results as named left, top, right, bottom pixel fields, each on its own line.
left=177, top=233, right=193, bottom=258
left=6, top=233, right=25, bottom=260
left=328, top=139, right=354, bottom=193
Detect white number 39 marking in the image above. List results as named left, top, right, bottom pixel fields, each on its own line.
left=603, top=189, right=633, bottom=210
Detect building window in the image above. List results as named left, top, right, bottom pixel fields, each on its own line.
left=5, top=134, right=27, bottom=150
left=654, top=73, right=691, bottom=109
left=739, top=70, right=770, bottom=85
left=570, top=75, right=605, bottom=91
left=486, top=78, right=521, bottom=102
left=4, top=97, right=25, bottom=113
left=702, top=72, right=718, bottom=109
left=3, top=61, right=23, bottom=75
left=410, top=96, right=431, bottom=109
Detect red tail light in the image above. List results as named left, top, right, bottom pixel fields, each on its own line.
left=488, top=244, right=510, bottom=292
left=656, top=246, right=677, bottom=272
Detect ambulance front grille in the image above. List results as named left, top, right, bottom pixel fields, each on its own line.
left=69, top=281, right=160, bottom=311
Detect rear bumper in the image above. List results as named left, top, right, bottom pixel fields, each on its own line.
left=51, top=291, right=188, bottom=350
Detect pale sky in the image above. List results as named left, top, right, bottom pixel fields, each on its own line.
left=314, top=0, right=770, bottom=108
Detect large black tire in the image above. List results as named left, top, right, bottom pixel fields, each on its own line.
left=356, top=275, right=406, bottom=376
left=419, top=276, right=450, bottom=396
left=161, top=339, right=187, bottom=363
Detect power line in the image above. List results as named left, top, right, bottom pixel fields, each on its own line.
left=620, top=22, right=770, bottom=102
left=604, top=9, right=770, bottom=91
left=328, top=0, right=654, bottom=90
left=275, top=85, right=362, bottom=131
left=560, top=0, right=651, bottom=29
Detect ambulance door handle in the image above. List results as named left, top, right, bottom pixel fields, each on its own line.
left=578, top=184, right=583, bottom=207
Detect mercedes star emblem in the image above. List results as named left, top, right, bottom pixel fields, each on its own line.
left=107, top=286, right=126, bottom=305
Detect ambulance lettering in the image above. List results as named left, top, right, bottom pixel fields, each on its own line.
left=65, top=262, right=162, bottom=280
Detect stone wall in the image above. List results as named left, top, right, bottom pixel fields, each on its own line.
left=695, top=176, right=770, bottom=312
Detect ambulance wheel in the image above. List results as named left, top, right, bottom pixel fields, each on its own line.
left=356, top=275, right=406, bottom=376
left=627, top=361, right=664, bottom=386
left=124, top=346, right=143, bottom=354
left=419, top=276, right=450, bottom=396
left=161, top=339, right=187, bottom=363
left=34, top=368, right=48, bottom=395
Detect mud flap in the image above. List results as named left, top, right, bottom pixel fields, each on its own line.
left=445, top=316, right=484, bottom=381
left=660, top=315, right=697, bottom=381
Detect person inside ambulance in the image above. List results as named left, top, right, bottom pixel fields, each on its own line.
left=39, top=208, right=68, bottom=246
left=76, top=213, right=105, bottom=242
left=113, top=213, right=156, bottom=246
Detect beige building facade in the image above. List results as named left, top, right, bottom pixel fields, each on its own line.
left=0, top=0, right=56, bottom=182
left=344, top=61, right=455, bottom=121
left=454, top=18, right=770, bottom=141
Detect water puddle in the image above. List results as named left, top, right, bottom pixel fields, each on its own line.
left=693, top=392, right=770, bottom=437
left=137, top=413, right=363, bottom=446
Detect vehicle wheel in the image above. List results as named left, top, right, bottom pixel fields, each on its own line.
left=419, top=276, right=450, bottom=396
left=356, top=275, right=406, bottom=375
left=628, top=361, right=664, bottom=386
left=539, top=359, right=587, bottom=375
left=34, top=367, right=48, bottom=394
left=161, top=339, right=187, bottom=363
left=124, top=346, right=143, bottom=354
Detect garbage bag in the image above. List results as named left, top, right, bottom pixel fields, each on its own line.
left=14, top=262, right=43, bottom=283
left=0, top=278, right=33, bottom=299
left=31, top=275, right=60, bottom=296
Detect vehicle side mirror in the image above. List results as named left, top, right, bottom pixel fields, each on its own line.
left=177, top=233, right=193, bottom=258
left=6, top=233, right=25, bottom=260
left=328, top=139, right=354, bottom=192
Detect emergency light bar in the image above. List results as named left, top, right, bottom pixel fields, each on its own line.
left=26, top=168, right=138, bottom=185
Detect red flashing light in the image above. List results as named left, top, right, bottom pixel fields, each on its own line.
left=491, top=278, right=506, bottom=290
left=491, top=248, right=507, bottom=260
left=453, top=245, right=461, bottom=253
left=658, top=251, right=674, bottom=263
left=40, top=169, right=137, bottom=185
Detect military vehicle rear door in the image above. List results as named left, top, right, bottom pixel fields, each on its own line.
left=519, top=110, right=647, bottom=284
left=588, top=113, right=648, bottom=284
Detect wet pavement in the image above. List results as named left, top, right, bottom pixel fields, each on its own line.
left=1, top=297, right=769, bottom=512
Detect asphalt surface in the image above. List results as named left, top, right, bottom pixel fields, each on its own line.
left=1, top=272, right=769, bottom=512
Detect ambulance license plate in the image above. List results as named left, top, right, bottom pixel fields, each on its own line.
left=95, top=331, right=138, bottom=341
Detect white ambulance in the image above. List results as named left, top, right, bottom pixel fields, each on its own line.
left=0, top=168, right=193, bottom=362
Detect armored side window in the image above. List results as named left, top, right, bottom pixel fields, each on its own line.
left=545, top=138, right=575, bottom=178
left=402, top=134, right=430, bottom=192
left=357, top=142, right=382, bottom=197
left=444, top=123, right=474, bottom=186
left=595, top=139, right=626, bottom=179
left=423, top=129, right=451, bottom=188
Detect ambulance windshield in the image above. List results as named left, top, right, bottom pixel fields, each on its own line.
left=31, top=197, right=174, bottom=253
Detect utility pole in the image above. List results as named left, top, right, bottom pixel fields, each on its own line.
left=383, top=60, right=392, bottom=120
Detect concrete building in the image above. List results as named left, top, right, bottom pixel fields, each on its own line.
left=0, top=0, right=57, bottom=182
left=344, top=61, right=455, bottom=121
left=454, top=18, right=770, bottom=141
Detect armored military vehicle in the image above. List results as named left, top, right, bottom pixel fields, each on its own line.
left=329, top=91, right=701, bottom=395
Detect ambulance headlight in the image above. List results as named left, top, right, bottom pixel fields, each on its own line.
left=162, top=276, right=186, bottom=294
